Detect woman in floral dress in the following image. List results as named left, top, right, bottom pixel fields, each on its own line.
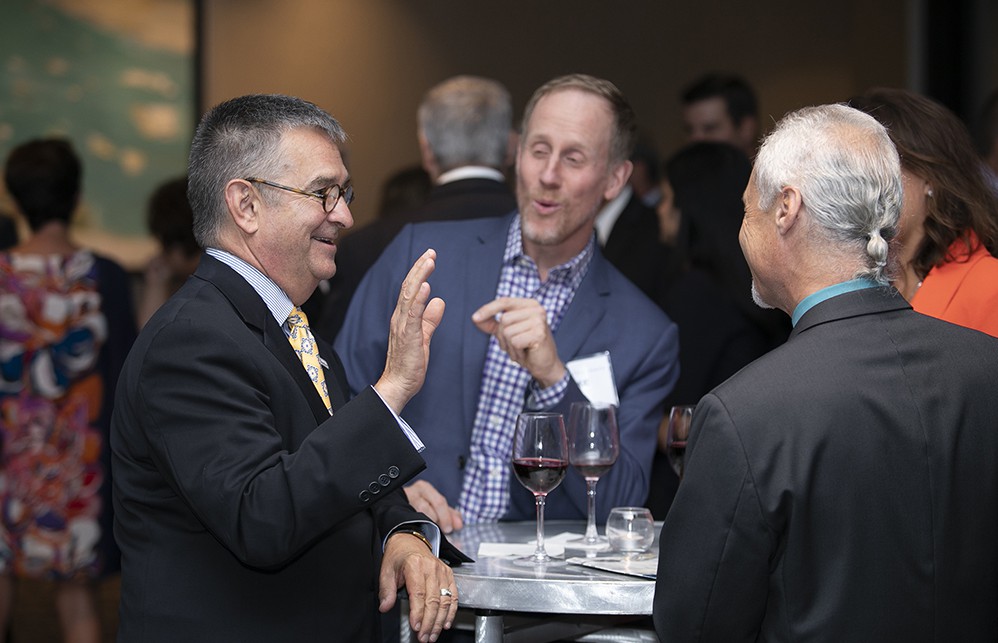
left=1, top=139, right=136, bottom=642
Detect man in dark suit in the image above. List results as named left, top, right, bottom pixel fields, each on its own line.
left=317, top=75, right=516, bottom=341
left=111, top=94, right=462, bottom=643
left=654, top=104, right=998, bottom=641
left=595, top=183, right=674, bottom=300
left=337, top=74, right=678, bottom=534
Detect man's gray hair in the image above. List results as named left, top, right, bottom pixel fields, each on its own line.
left=754, top=103, right=902, bottom=285
left=188, top=94, right=347, bottom=248
left=417, top=76, right=512, bottom=173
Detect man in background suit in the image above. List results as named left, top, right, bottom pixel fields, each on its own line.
left=680, top=72, right=760, bottom=159
left=337, top=74, right=678, bottom=533
left=319, top=75, right=516, bottom=341
left=111, top=94, right=462, bottom=643
left=594, top=181, right=673, bottom=301
left=654, top=104, right=998, bottom=641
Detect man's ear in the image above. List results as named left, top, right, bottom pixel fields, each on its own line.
left=603, top=159, right=634, bottom=202
left=775, top=186, right=803, bottom=236
left=224, top=179, right=260, bottom=235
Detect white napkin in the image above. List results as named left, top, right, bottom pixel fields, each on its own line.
left=476, top=531, right=582, bottom=558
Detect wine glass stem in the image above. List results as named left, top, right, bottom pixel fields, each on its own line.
left=534, top=495, right=547, bottom=559
left=585, top=478, right=599, bottom=542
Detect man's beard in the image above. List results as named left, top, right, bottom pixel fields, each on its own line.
left=751, top=280, right=775, bottom=309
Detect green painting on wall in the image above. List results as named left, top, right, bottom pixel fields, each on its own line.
left=0, top=0, right=196, bottom=267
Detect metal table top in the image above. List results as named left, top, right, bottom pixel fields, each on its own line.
left=448, top=520, right=659, bottom=616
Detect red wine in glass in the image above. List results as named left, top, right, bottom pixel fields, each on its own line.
left=512, top=457, right=568, bottom=495
left=666, top=405, right=695, bottom=479
left=511, top=412, right=569, bottom=565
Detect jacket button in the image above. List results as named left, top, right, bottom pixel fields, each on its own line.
left=369, top=482, right=381, bottom=494
left=458, top=456, right=466, bottom=470
left=378, top=474, right=391, bottom=486
left=359, top=490, right=371, bottom=503
left=388, top=466, right=400, bottom=478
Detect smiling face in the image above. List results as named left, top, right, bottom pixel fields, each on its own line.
left=515, top=88, right=629, bottom=268
left=247, top=127, right=353, bottom=304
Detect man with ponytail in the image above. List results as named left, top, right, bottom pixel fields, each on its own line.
left=653, top=104, right=998, bottom=643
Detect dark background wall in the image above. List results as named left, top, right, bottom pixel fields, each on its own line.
left=201, top=0, right=927, bottom=229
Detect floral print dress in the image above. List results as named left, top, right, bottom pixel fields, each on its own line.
left=0, top=250, right=132, bottom=580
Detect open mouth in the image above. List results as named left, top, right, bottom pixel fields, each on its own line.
left=312, top=236, right=337, bottom=247
left=533, top=199, right=560, bottom=214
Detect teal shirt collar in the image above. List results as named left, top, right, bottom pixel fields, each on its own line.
left=791, top=278, right=879, bottom=327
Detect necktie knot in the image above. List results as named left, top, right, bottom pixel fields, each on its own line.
left=287, top=307, right=331, bottom=414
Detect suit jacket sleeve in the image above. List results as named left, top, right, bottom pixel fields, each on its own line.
left=132, top=314, right=426, bottom=570
left=653, top=393, right=771, bottom=642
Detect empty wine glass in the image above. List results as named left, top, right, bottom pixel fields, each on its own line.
left=568, top=402, right=619, bottom=550
left=511, top=412, right=568, bottom=565
left=665, top=405, right=695, bottom=479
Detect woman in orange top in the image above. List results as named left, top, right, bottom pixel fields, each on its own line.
left=851, top=88, right=998, bottom=337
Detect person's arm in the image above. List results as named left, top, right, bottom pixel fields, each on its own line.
left=133, top=251, right=443, bottom=569
left=653, top=393, right=771, bottom=642
left=136, top=321, right=425, bottom=568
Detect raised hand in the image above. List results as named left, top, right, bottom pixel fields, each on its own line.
left=375, top=249, right=446, bottom=413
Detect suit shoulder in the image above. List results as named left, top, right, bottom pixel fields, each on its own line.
left=599, top=255, right=671, bottom=322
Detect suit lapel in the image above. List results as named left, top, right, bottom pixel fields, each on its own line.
left=460, top=216, right=510, bottom=432
left=552, top=250, right=611, bottom=360
left=195, top=255, right=333, bottom=424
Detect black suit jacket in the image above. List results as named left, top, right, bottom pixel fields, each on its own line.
left=601, top=193, right=677, bottom=301
left=316, top=177, right=516, bottom=342
left=654, top=287, right=998, bottom=642
left=111, top=255, right=433, bottom=642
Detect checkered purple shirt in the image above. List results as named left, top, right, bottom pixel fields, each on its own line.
left=458, top=217, right=595, bottom=523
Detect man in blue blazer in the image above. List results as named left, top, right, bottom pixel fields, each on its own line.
left=112, top=95, right=462, bottom=643
left=653, top=104, right=998, bottom=641
left=337, top=75, right=678, bottom=532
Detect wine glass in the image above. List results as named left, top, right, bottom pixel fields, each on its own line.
left=665, top=405, right=695, bottom=479
left=567, top=402, right=619, bottom=551
left=511, top=412, right=569, bottom=565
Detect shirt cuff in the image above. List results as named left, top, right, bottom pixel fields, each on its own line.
left=526, top=371, right=571, bottom=409
left=384, top=520, right=442, bottom=557
left=369, top=385, right=425, bottom=452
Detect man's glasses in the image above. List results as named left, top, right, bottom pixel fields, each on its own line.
left=245, top=177, right=355, bottom=213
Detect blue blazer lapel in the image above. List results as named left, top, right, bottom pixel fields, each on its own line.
left=459, top=216, right=510, bottom=434
left=552, top=249, right=612, bottom=361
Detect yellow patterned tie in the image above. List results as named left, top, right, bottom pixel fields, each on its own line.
left=286, top=307, right=331, bottom=414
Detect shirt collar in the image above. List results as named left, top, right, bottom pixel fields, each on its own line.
left=593, top=185, right=632, bottom=246
left=436, top=166, right=506, bottom=185
left=502, top=216, right=595, bottom=284
left=792, top=278, right=880, bottom=326
left=205, top=247, right=295, bottom=325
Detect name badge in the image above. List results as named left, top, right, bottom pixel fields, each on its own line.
left=566, top=351, right=619, bottom=408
